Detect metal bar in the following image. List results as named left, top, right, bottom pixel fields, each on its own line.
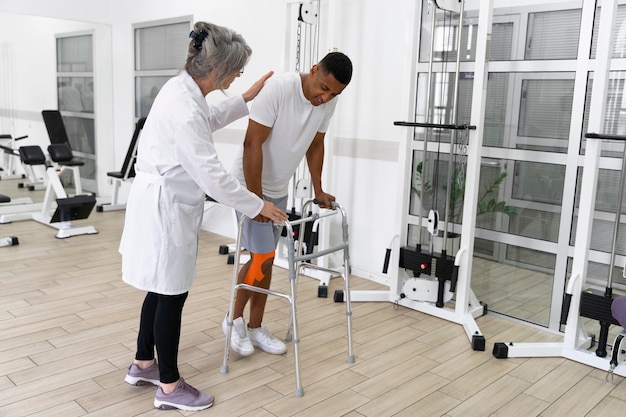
left=394, top=121, right=476, bottom=130
left=585, top=133, right=626, bottom=141
left=607, top=144, right=626, bottom=288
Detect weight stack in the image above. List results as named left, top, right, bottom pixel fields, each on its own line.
left=580, top=288, right=620, bottom=325
left=399, top=246, right=432, bottom=276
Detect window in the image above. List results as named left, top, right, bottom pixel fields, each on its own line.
left=56, top=33, right=96, bottom=192
left=134, top=17, right=192, bottom=118
left=525, top=9, right=582, bottom=60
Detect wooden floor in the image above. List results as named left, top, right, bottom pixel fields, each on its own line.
left=1, top=180, right=626, bottom=416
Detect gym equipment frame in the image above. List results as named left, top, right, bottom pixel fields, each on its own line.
left=493, top=132, right=626, bottom=379
left=0, top=146, right=97, bottom=239
left=0, top=134, right=28, bottom=181
left=0, top=194, right=19, bottom=247
left=490, top=0, right=625, bottom=378
left=96, top=118, right=145, bottom=212
left=350, top=0, right=494, bottom=350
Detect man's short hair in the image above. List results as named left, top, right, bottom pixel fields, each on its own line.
left=319, top=52, right=353, bottom=85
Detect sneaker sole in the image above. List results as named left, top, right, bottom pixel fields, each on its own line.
left=124, top=375, right=159, bottom=386
left=250, top=341, right=287, bottom=355
left=154, top=399, right=214, bottom=411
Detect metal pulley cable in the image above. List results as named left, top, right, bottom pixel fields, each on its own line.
left=441, top=0, right=465, bottom=255
left=415, top=1, right=438, bottom=250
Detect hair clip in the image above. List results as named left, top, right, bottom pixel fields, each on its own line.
left=189, top=29, right=209, bottom=50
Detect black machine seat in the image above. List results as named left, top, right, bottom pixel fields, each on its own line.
left=18, top=146, right=47, bottom=166
left=0, top=194, right=10, bottom=204
left=41, top=110, right=84, bottom=166
left=48, top=144, right=84, bottom=167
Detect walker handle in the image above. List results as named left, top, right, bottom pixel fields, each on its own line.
left=312, top=198, right=337, bottom=209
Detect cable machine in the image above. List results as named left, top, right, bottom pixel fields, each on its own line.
left=493, top=132, right=626, bottom=379
left=491, top=0, right=626, bottom=378
left=275, top=1, right=340, bottom=292
left=351, top=0, right=494, bottom=350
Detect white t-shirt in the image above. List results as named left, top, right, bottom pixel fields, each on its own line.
left=232, top=72, right=338, bottom=198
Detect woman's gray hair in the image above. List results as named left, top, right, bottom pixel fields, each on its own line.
left=185, top=21, right=251, bottom=91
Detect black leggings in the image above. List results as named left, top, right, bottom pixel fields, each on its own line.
left=135, top=291, right=188, bottom=384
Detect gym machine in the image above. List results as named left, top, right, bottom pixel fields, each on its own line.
left=0, top=194, right=19, bottom=248
left=0, top=134, right=28, bottom=180
left=493, top=132, right=626, bottom=380
left=96, top=118, right=145, bottom=212
left=350, top=0, right=494, bottom=350
left=490, top=0, right=626, bottom=378
left=0, top=145, right=97, bottom=238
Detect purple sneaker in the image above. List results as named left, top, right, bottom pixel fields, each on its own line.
left=124, top=362, right=159, bottom=386
left=154, top=378, right=214, bottom=411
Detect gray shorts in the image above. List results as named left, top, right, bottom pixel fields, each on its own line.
left=236, top=195, right=288, bottom=253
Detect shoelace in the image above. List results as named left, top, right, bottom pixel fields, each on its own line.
left=179, top=380, right=199, bottom=396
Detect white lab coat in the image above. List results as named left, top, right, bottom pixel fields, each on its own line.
left=119, top=71, right=263, bottom=295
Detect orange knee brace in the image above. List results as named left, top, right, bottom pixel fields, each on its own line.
left=243, top=251, right=275, bottom=286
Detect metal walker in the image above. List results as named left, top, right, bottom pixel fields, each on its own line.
left=220, top=199, right=355, bottom=397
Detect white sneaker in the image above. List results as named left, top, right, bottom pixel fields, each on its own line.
left=248, top=324, right=287, bottom=354
left=222, top=315, right=254, bottom=356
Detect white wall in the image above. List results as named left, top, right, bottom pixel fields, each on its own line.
left=0, top=12, right=113, bottom=193
left=0, top=0, right=418, bottom=284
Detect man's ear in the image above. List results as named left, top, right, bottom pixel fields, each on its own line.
left=310, top=64, right=318, bottom=75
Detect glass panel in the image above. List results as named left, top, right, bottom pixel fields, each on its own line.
left=409, top=150, right=470, bottom=225
left=58, top=154, right=96, bottom=192
left=590, top=4, right=626, bottom=59
left=62, top=115, right=95, bottom=157
left=413, top=72, right=473, bottom=137
left=135, top=22, right=189, bottom=71
left=484, top=73, right=509, bottom=147
left=410, top=151, right=519, bottom=234
left=474, top=244, right=554, bottom=326
left=581, top=71, right=626, bottom=155
left=518, top=79, right=574, bottom=140
left=57, top=77, right=94, bottom=114
left=512, top=161, right=565, bottom=206
left=525, top=9, right=581, bottom=60
left=585, top=260, right=626, bottom=288
left=572, top=163, right=626, bottom=255
left=135, top=76, right=169, bottom=118
left=417, top=72, right=575, bottom=152
left=418, top=4, right=514, bottom=63
left=406, top=224, right=555, bottom=327
left=57, top=35, right=93, bottom=72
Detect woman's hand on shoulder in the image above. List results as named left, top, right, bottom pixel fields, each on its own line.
left=242, top=71, right=274, bottom=102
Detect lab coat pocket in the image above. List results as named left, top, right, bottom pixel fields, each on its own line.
left=168, top=200, right=204, bottom=247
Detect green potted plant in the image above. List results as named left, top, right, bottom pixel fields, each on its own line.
left=413, top=160, right=517, bottom=252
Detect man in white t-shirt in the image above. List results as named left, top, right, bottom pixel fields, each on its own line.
left=224, top=52, right=353, bottom=356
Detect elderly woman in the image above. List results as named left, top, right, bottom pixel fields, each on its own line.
left=120, top=21, right=287, bottom=411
